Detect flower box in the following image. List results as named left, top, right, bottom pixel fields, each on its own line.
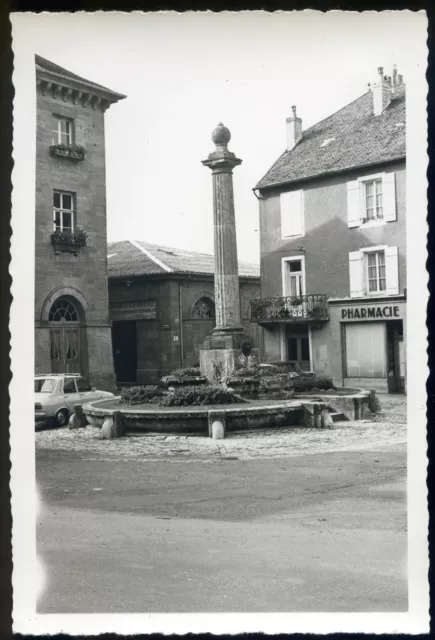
left=51, top=229, right=87, bottom=255
left=49, top=144, right=85, bottom=161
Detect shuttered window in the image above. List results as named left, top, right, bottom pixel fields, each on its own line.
left=347, top=172, right=397, bottom=228
left=345, top=322, right=387, bottom=378
left=349, top=246, right=399, bottom=298
left=280, top=190, right=304, bottom=238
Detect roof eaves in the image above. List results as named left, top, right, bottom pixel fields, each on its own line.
left=257, top=154, right=406, bottom=191
left=35, top=55, right=126, bottom=102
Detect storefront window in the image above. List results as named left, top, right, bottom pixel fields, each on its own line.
left=345, top=322, right=387, bottom=378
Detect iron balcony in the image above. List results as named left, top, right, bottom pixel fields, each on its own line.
left=251, top=294, right=329, bottom=324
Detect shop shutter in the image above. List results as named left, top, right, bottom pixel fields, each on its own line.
left=345, top=323, right=387, bottom=378
left=349, top=251, right=363, bottom=298
left=385, top=245, right=399, bottom=295
left=383, top=172, right=397, bottom=222
left=347, top=180, right=361, bottom=228
left=280, top=190, right=304, bottom=238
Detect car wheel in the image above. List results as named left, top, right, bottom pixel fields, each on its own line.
left=55, top=409, right=69, bottom=427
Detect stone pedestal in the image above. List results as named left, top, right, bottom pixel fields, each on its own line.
left=200, top=123, right=259, bottom=383
left=200, top=330, right=260, bottom=383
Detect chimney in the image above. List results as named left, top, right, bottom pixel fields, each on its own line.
left=372, top=66, right=391, bottom=116
left=392, top=64, right=398, bottom=90
left=286, top=105, right=302, bottom=151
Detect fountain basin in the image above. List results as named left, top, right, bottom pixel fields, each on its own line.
left=82, top=388, right=376, bottom=437
left=83, top=397, right=312, bottom=435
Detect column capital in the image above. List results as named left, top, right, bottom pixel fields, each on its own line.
left=202, top=149, right=242, bottom=173
left=202, top=122, right=242, bottom=172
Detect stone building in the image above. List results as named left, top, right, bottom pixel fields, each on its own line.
left=252, top=66, right=406, bottom=393
left=107, top=240, right=261, bottom=384
left=34, top=55, right=126, bottom=388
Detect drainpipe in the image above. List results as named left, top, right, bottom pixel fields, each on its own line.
left=179, top=281, right=184, bottom=369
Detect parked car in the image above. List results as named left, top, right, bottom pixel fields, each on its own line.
left=35, top=373, right=114, bottom=427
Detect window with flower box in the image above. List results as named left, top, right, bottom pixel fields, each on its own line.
left=53, top=191, right=75, bottom=233
left=52, top=116, right=73, bottom=145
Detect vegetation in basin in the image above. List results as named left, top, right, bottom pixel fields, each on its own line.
left=159, top=385, right=245, bottom=407
left=231, top=364, right=280, bottom=379
left=120, top=385, right=166, bottom=405
left=292, top=376, right=335, bottom=392
left=169, top=367, right=202, bottom=378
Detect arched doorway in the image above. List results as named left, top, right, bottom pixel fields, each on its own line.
left=48, top=296, right=84, bottom=374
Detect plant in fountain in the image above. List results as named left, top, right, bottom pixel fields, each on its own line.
left=160, top=385, right=245, bottom=407
left=120, top=385, right=166, bottom=405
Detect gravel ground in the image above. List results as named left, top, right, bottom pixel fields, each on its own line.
left=35, top=395, right=406, bottom=461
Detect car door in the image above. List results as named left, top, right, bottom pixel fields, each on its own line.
left=62, top=376, right=81, bottom=412
left=76, top=376, right=96, bottom=404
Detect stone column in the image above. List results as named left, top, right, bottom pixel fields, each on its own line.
left=204, top=127, right=243, bottom=331
left=200, top=123, right=259, bottom=383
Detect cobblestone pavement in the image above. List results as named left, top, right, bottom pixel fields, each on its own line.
left=36, top=395, right=406, bottom=461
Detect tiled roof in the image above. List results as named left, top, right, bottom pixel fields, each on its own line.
left=107, top=240, right=260, bottom=279
left=35, top=54, right=126, bottom=101
left=256, top=86, right=406, bottom=189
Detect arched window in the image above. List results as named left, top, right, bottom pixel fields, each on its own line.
left=49, top=297, right=79, bottom=322
left=192, top=297, right=215, bottom=319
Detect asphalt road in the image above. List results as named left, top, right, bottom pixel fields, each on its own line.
left=36, top=444, right=407, bottom=613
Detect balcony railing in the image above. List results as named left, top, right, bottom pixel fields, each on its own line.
left=251, top=294, right=329, bottom=324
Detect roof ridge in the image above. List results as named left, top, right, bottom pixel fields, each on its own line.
left=128, top=240, right=173, bottom=273
left=117, top=239, right=259, bottom=266
left=139, top=240, right=216, bottom=258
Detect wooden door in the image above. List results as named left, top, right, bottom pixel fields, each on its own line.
left=287, top=334, right=311, bottom=371
left=50, top=327, right=81, bottom=374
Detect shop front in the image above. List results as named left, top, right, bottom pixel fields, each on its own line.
left=327, top=296, right=406, bottom=393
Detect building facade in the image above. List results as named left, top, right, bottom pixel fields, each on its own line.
left=34, top=55, right=126, bottom=389
left=108, top=240, right=261, bottom=384
left=253, top=66, right=406, bottom=393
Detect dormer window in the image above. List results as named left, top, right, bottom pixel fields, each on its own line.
left=52, top=115, right=73, bottom=145
left=320, top=137, right=335, bottom=148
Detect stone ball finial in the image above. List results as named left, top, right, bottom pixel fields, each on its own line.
left=212, top=122, right=231, bottom=145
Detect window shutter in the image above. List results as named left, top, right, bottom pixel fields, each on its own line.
left=280, top=193, right=292, bottom=238
left=347, top=180, right=361, bottom=228
left=349, top=251, right=363, bottom=298
left=298, top=190, right=305, bottom=236
left=383, top=172, right=397, bottom=222
left=280, top=190, right=304, bottom=238
left=385, top=246, right=399, bottom=295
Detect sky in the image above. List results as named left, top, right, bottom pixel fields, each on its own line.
left=13, top=10, right=427, bottom=263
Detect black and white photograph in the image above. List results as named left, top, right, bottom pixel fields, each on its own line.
left=10, top=10, right=429, bottom=635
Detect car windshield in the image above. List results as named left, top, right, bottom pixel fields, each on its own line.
left=34, top=378, right=56, bottom=393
